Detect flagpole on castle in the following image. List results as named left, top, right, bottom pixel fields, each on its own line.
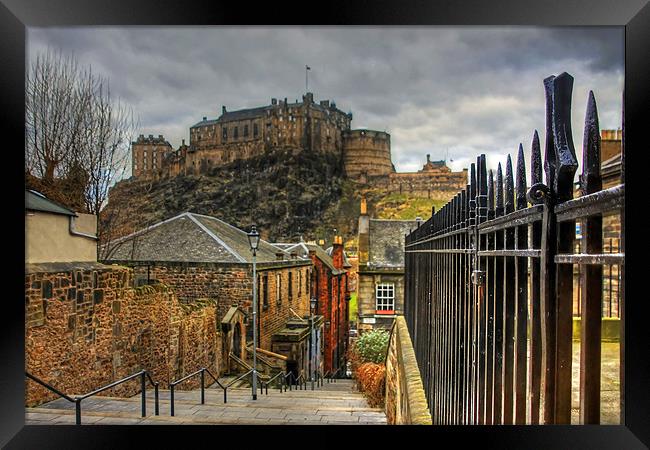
left=306, top=65, right=311, bottom=92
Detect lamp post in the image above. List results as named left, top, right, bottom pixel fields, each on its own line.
left=310, top=297, right=317, bottom=390
left=247, top=225, right=261, bottom=401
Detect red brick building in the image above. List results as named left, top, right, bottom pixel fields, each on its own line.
left=274, top=237, right=351, bottom=375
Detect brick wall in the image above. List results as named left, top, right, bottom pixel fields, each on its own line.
left=257, top=266, right=311, bottom=350
left=25, top=265, right=222, bottom=407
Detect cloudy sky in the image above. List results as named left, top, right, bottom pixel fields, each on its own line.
left=28, top=26, right=624, bottom=178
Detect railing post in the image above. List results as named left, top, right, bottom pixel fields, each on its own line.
left=75, top=398, right=81, bottom=425
left=201, top=369, right=205, bottom=405
left=141, top=372, right=146, bottom=418
left=170, top=384, right=175, bottom=417
left=154, top=382, right=159, bottom=416
left=224, top=387, right=228, bottom=404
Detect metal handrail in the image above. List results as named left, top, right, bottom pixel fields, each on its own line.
left=261, top=371, right=285, bottom=395
left=26, top=370, right=159, bottom=425
left=169, top=367, right=226, bottom=416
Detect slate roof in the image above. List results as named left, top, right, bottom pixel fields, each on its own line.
left=26, top=190, right=76, bottom=217
left=104, top=212, right=293, bottom=264
left=271, top=241, right=346, bottom=275
left=367, top=219, right=418, bottom=269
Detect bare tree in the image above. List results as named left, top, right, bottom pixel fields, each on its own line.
left=26, top=48, right=138, bottom=253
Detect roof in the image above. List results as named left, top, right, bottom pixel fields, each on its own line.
left=368, top=219, right=418, bottom=268
left=25, top=190, right=76, bottom=217
left=271, top=241, right=346, bottom=275
left=104, top=212, right=296, bottom=265
left=325, top=246, right=353, bottom=268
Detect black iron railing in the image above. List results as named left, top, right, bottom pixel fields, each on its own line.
left=26, top=370, right=160, bottom=425
left=169, top=367, right=226, bottom=416
left=404, top=72, right=624, bottom=425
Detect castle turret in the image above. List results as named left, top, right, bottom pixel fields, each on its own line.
left=342, top=129, right=393, bottom=181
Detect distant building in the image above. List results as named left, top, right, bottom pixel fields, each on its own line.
left=356, top=196, right=418, bottom=333
left=25, top=190, right=98, bottom=264
left=131, top=134, right=174, bottom=180
left=127, top=92, right=466, bottom=200
left=102, top=212, right=316, bottom=375
left=274, top=238, right=351, bottom=376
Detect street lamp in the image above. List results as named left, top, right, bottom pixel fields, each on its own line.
left=247, top=225, right=260, bottom=400
left=310, top=297, right=318, bottom=390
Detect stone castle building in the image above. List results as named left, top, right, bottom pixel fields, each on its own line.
left=130, top=92, right=467, bottom=192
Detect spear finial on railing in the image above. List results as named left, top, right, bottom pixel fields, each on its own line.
left=549, top=72, right=579, bottom=201
left=516, top=144, right=527, bottom=210
left=531, top=130, right=542, bottom=185
left=488, top=169, right=495, bottom=211
left=581, top=90, right=601, bottom=195
left=543, top=75, right=557, bottom=190
left=496, top=163, right=504, bottom=217
left=505, top=154, right=515, bottom=214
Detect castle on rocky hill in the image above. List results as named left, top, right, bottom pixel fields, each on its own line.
left=131, top=92, right=467, bottom=196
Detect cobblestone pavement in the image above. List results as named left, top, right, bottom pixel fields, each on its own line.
left=25, top=379, right=387, bottom=425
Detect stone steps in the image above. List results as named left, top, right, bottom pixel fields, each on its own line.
left=27, top=378, right=386, bottom=425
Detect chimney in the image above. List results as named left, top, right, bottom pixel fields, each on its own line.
left=271, top=98, right=277, bottom=105
left=149, top=134, right=154, bottom=139
left=222, top=106, right=226, bottom=114
left=358, top=196, right=370, bottom=265
left=182, top=139, right=185, bottom=146
left=427, top=154, right=431, bottom=163
left=332, top=236, right=344, bottom=270
left=158, top=134, right=163, bottom=139
left=284, top=97, right=288, bottom=105
left=203, top=116, right=207, bottom=121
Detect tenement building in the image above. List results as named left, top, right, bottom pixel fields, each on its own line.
left=102, top=212, right=317, bottom=374
left=356, top=197, right=419, bottom=333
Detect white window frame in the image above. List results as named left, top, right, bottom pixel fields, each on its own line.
left=375, top=283, right=395, bottom=312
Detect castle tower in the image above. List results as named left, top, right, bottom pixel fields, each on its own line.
left=342, top=129, right=393, bottom=181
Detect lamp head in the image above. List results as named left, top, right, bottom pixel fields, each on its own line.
left=248, top=225, right=261, bottom=252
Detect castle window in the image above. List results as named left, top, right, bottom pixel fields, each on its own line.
left=253, top=123, right=259, bottom=137
left=222, top=127, right=227, bottom=141
left=234, top=126, right=238, bottom=139
left=244, top=125, right=249, bottom=137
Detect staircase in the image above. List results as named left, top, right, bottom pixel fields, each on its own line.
left=26, top=379, right=387, bottom=425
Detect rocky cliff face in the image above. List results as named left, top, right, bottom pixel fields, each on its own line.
left=101, top=146, right=461, bottom=252
left=101, top=147, right=349, bottom=244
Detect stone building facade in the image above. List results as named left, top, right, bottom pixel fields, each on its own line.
left=356, top=197, right=418, bottom=333
left=128, top=92, right=467, bottom=198
left=102, top=212, right=313, bottom=361
left=131, top=134, right=174, bottom=179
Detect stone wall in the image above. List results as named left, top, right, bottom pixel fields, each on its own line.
left=25, top=263, right=222, bottom=407
left=368, top=169, right=468, bottom=199
left=385, top=316, right=432, bottom=425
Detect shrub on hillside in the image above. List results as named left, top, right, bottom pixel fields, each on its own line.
left=355, top=362, right=386, bottom=408
left=354, top=329, right=390, bottom=364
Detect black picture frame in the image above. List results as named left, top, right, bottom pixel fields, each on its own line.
left=2, top=0, right=648, bottom=447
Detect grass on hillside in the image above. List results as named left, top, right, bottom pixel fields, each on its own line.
left=374, top=192, right=449, bottom=221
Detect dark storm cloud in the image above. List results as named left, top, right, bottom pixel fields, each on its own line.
left=28, top=26, right=623, bottom=177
